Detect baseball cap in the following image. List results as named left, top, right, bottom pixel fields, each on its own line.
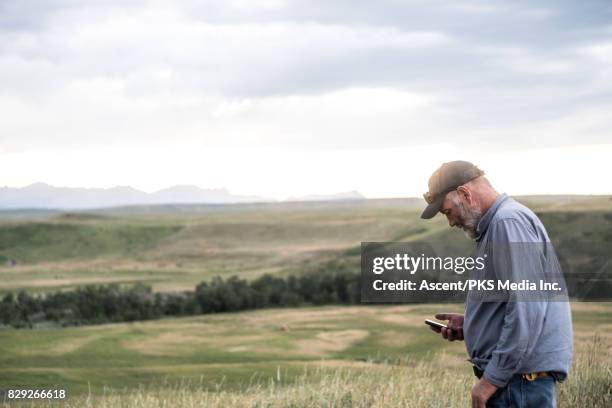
left=420, top=161, right=485, bottom=219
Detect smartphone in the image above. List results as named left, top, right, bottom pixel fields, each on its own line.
left=424, top=319, right=448, bottom=330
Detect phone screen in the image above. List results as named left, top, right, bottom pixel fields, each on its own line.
left=424, top=319, right=448, bottom=330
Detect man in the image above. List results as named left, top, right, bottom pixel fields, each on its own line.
left=420, top=161, right=573, bottom=408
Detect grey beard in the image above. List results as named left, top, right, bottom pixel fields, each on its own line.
left=458, top=201, right=482, bottom=240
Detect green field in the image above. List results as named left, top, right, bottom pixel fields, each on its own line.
left=0, top=196, right=610, bottom=406
left=0, top=303, right=610, bottom=406
left=0, top=304, right=468, bottom=393
left=0, top=196, right=610, bottom=294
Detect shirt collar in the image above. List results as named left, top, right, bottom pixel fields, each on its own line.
left=475, top=193, right=509, bottom=242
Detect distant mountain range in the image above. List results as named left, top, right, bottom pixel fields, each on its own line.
left=0, top=183, right=365, bottom=210
left=285, top=191, right=364, bottom=202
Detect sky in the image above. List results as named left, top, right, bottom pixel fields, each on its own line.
left=0, top=0, right=611, bottom=200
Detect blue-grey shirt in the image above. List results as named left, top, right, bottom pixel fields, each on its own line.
left=464, top=193, right=573, bottom=387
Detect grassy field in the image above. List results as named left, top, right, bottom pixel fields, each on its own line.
left=0, top=196, right=610, bottom=293
left=0, top=304, right=468, bottom=393
left=0, top=302, right=610, bottom=406
left=0, top=196, right=610, bottom=406
left=0, top=200, right=429, bottom=293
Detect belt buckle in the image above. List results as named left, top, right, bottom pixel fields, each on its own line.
left=523, top=372, right=547, bottom=381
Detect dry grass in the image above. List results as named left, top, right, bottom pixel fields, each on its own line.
left=295, top=329, right=370, bottom=356
left=9, top=335, right=608, bottom=408
left=50, top=335, right=98, bottom=354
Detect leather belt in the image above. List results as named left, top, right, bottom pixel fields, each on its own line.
left=472, top=366, right=550, bottom=382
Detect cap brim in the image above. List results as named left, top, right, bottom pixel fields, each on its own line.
left=420, top=194, right=444, bottom=219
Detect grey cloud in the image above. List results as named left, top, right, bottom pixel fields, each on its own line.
left=0, top=0, right=611, bottom=152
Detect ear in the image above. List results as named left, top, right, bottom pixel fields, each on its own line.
left=456, top=185, right=472, bottom=205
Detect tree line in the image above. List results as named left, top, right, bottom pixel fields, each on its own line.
left=0, top=260, right=360, bottom=328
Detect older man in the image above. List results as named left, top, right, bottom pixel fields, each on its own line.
left=421, top=161, right=573, bottom=408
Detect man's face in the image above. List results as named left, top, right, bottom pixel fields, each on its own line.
left=439, top=191, right=482, bottom=239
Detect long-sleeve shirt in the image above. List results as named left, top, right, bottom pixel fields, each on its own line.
left=463, top=193, right=573, bottom=387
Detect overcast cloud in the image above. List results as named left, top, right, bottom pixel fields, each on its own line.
left=0, top=0, right=611, bottom=197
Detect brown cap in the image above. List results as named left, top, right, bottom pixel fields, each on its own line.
left=420, top=161, right=485, bottom=219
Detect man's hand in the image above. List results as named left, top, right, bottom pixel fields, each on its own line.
left=470, top=377, right=498, bottom=408
left=430, top=313, right=464, bottom=341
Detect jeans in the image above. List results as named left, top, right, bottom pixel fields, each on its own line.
left=486, top=374, right=557, bottom=408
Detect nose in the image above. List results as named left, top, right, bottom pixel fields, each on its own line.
left=446, top=215, right=455, bottom=227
